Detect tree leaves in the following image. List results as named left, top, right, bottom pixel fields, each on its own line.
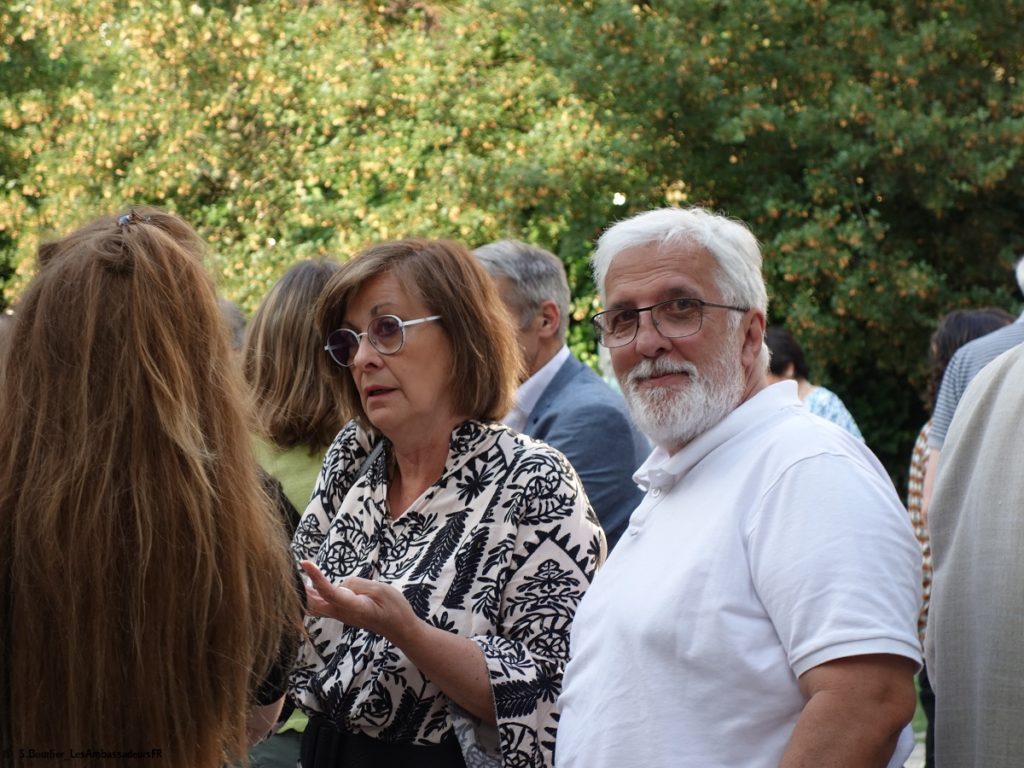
left=2, top=0, right=1022, bottom=485
left=509, top=0, right=1024, bottom=484
left=0, top=0, right=626, bottom=315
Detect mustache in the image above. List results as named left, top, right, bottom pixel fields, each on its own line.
left=625, top=357, right=698, bottom=387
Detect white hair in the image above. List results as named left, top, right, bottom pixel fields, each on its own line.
left=1015, top=254, right=1024, bottom=295
left=622, top=353, right=744, bottom=451
left=592, top=207, right=768, bottom=313
left=474, top=239, right=571, bottom=338
left=592, top=206, right=770, bottom=371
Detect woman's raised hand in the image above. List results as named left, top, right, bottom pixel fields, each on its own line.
left=299, top=560, right=419, bottom=644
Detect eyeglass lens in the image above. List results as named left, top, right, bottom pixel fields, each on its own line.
left=599, top=299, right=703, bottom=346
left=325, top=315, right=405, bottom=366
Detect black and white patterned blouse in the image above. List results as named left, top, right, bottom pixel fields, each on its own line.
left=290, top=419, right=605, bottom=768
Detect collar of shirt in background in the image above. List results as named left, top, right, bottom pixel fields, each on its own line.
left=502, top=345, right=570, bottom=432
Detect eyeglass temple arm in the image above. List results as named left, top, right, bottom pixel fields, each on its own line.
left=403, top=314, right=442, bottom=327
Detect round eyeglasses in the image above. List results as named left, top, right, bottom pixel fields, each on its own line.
left=324, top=314, right=442, bottom=367
left=592, top=298, right=748, bottom=348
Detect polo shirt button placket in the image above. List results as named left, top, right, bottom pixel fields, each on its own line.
left=630, top=483, right=666, bottom=536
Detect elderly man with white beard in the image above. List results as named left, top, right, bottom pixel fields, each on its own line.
left=555, top=207, right=923, bottom=768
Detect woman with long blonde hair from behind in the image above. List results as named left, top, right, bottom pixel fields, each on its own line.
left=0, top=208, right=302, bottom=767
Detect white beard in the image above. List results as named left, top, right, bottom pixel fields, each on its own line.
left=621, top=353, right=744, bottom=451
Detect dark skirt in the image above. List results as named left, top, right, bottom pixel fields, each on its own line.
left=300, top=715, right=468, bottom=768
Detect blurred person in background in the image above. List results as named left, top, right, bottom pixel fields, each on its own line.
left=765, top=325, right=863, bottom=440
left=0, top=209, right=303, bottom=767
left=219, top=297, right=248, bottom=354
left=905, top=306, right=1014, bottom=768
left=243, top=259, right=345, bottom=767
left=475, top=239, right=649, bottom=550
left=244, top=259, right=345, bottom=513
left=290, top=238, right=605, bottom=768
left=922, top=255, right=1024, bottom=520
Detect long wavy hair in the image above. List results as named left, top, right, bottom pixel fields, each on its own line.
left=0, top=209, right=300, bottom=767
left=244, top=259, right=344, bottom=452
left=0, top=312, right=13, bottom=377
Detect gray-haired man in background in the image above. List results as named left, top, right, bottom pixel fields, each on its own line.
left=475, top=239, right=649, bottom=550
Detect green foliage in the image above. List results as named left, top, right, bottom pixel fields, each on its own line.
left=0, top=0, right=633, bottom=312
left=1, top=0, right=1021, bottom=483
left=499, top=0, right=1024, bottom=483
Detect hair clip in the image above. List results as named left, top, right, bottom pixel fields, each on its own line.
left=117, top=210, right=152, bottom=228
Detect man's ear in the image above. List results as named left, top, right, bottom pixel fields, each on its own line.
left=538, top=300, right=561, bottom=339
left=740, top=310, right=766, bottom=368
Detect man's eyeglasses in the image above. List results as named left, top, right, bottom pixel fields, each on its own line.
left=324, top=314, right=442, bottom=367
left=592, top=298, right=748, bottom=348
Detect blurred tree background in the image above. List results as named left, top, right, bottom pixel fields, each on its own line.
left=1, top=0, right=1022, bottom=485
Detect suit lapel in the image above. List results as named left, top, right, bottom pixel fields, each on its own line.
left=525, top=356, right=582, bottom=430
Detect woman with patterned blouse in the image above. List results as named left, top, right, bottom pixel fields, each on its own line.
left=290, top=239, right=606, bottom=768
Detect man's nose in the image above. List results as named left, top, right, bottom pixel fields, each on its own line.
left=633, top=310, right=670, bottom=357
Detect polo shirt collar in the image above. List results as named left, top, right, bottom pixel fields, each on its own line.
left=634, top=380, right=800, bottom=492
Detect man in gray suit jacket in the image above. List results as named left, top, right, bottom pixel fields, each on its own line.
left=475, top=240, right=649, bottom=549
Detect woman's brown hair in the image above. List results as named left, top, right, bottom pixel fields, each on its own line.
left=315, top=238, right=522, bottom=431
left=0, top=312, right=13, bottom=377
left=0, top=208, right=301, bottom=767
left=244, top=259, right=345, bottom=452
left=927, top=307, right=1015, bottom=411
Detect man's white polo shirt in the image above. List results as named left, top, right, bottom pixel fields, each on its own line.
left=556, top=381, right=921, bottom=768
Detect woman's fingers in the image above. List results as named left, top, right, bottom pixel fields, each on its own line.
left=300, top=560, right=357, bottom=620
left=297, top=563, right=416, bottom=640
left=299, top=560, right=330, bottom=590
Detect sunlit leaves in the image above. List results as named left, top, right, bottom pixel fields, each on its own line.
left=506, top=0, right=1024, bottom=480
left=0, top=0, right=625, bottom=314
left=2, top=0, right=1022, bottom=484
